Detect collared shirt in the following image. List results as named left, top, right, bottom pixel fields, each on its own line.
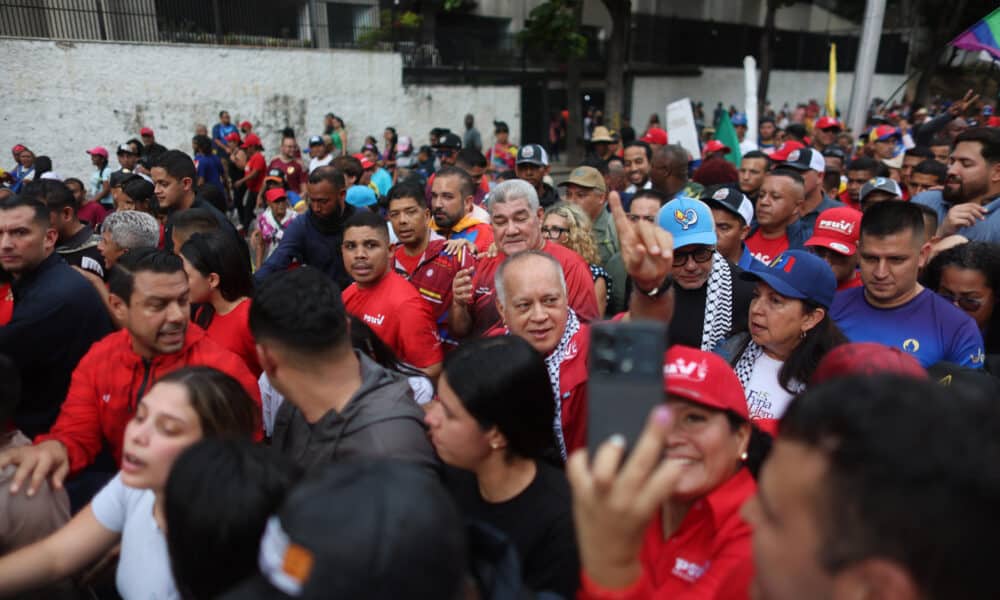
left=913, top=190, right=1000, bottom=243
left=592, top=208, right=621, bottom=267
left=624, top=180, right=652, bottom=194
left=394, top=238, right=475, bottom=348
left=580, top=468, right=756, bottom=600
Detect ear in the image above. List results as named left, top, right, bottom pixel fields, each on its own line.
left=43, top=227, right=58, bottom=250
left=484, top=426, right=507, bottom=452
left=739, top=224, right=751, bottom=241
left=801, top=306, right=826, bottom=333
left=917, top=241, right=932, bottom=269
left=61, top=206, right=74, bottom=222
left=494, top=295, right=507, bottom=325
left=536, top=207, right=545, bottom=221
left=181, top=176, right=194, bottom=191
left=256, top=343, right=279, bottom=378
left=989, top=161, right=1000, bottom=184
left=108, top=293, right=129, bottom=325
left=206, top=272, right=221, bottom=291
left=833, top=558, right=922, bottom=600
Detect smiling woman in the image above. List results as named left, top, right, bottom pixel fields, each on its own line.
left=0, top=367, right=258, bottom=598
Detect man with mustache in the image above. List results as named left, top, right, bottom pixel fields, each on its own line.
left=429, top=166, right=493, bottom=253
left=913, top=128, right=1000, bottom=243
left=0, top=248, right=261, bottom=501
left=341, top=211, right=443, bottom=378
left=387, top=182, right=474, bottom=350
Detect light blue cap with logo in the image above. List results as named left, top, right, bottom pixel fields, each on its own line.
left=657, top=196, right=717, bottom=248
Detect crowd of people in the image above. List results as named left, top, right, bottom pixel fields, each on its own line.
left=0, top=85, right=997, bottom=600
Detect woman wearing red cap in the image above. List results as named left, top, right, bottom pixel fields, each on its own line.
left=569, top=346, right=767, bottom=600
left=85, top=146, right=112, bottom=209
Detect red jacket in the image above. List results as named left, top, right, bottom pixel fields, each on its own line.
left=36, top=325, right=262, bottom=475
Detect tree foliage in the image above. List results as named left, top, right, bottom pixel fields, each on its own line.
left=518, top=0, right=588, bottom=60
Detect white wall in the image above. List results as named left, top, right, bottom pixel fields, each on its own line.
left=632, top=67, right=907, bottom=127
left=0, top=38, right=520, bottom=180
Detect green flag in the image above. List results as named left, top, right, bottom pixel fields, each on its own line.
left=714, top=111, right=742, bottom=167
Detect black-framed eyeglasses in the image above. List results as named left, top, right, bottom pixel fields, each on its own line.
left=541, top=225, right=570, bottom=239
left=937, top=291, right=984, bottom=312
left=673, top=246, right=715, bottom=266
left=627, top=214, right=657, bottom=224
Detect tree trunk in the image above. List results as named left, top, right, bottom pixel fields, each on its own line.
left=565, top=0, right=586, bottom=165
left=601, top=0, right=630, bottom=132
left=758, top=0, right=777, bottom=109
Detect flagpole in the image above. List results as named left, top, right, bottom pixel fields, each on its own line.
left=847, top=0, right=887, bottom=136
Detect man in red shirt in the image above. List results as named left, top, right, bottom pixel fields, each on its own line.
left=450, top=179, right=599, bottom=339
left=429, top=166, right=494, bottom=253
left=268, top=136, right=308, bottom=199
left=495, top=250, right=590, bottom=456
left=386, top=181, right=474, bottom=349
left=235, top=133, right=266, bottom=210
left=341, top=211, right=443, bottom=378
left=805, top=206, right=863, bottom=291
left=745, top=169, right=809, bottom=263
left=0, top=248, right=261, bottom=498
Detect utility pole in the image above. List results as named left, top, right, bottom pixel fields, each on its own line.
left=847, top=0, right=887, bottom=136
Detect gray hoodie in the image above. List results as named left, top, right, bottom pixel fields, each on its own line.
left=272, top=353, right=439, bottom=474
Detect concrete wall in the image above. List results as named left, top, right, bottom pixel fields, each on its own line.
left=632, top=67, right=907, bottom=126
left=0, top=38, right=520, bottom=179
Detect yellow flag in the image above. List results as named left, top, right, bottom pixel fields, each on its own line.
left=826, top=43, right=837, bottom=117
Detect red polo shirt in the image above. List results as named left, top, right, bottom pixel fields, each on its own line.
left=395, top=239, right=476, bottom=348
left=468, top=241, right=599, bottom=338
left=203, top=299, right=262, bottom=377
left=580, top=468, right=756, bottom=600
left=342, top=271, right=443, bottom=369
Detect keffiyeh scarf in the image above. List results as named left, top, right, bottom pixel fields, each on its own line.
left=700, top=252, right=735, bottom=351
left=544, top=309, right=580, bottom=460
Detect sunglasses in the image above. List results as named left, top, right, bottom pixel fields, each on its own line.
left=626, top=214, right=657, bottom=224
left=541, top=225, right=570, bottom=239
left=673, top=246, right=715, bottom=267
left=937, top=292, right=984, bottom=312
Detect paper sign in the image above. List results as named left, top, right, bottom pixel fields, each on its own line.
left=667, top=98, right=701, bottom=161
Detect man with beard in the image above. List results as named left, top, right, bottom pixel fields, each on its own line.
left=913, top=128, right=1000, bottom=243
left=255, top=166, right=355, bottom=288
left=429, top=166, right=493, bottom=253
left=0, top=249, right=261, bottom=499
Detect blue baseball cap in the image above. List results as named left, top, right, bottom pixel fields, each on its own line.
left=346, top=185, right=377, bottom=207
left=740, top=250, right=836, bottom=308
left=657, top=197, right=717, bottom=249
left=731, top=113, right=748, bottom=126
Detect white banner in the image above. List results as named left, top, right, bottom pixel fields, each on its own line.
left=666, top=98, right=701, bottom=161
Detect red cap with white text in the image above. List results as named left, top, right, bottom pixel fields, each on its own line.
left=663, top=346, right=748, bottom=420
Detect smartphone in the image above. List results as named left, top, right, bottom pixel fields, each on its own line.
left=587, top=320, right=668, bottom=456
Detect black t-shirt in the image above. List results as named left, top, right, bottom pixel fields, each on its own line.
left=56, top=224, right=106, bottom=280
left=445, top=462, right=579, bottom=598
left=669, top=260, right=755, bottom=349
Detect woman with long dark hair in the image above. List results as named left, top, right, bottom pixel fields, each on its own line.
left=924, top=241, right=1000, bottom=360
left=180, top=230, right=259, bottom=376
left=425, top=336, right=579, bottom=598
left=717, top=250, right=846, bottom=434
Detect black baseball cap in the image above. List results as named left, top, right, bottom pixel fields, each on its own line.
left=220, top=461, right=465, bottom=600
left=308, top=135, right=323, bottom=146
left=780, top=147, right=825, bottom=172
left=700, top=184, right=754, bottom=225
left=434, top=133, right=462, bottom=150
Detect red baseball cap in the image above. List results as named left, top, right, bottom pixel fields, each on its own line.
left=224, top=132, right=241, bottom=143
left=140, top=127, right=154, bottom=137
left=768, top=140, right=805, bottom=162
left=86, top=146, right=109, bottom=158
left=11, top=144, right=26, bottom=154
left=804, top=206, right=862, bottom=256
left=265, top=188, right=288, bottom=204
left=241, top=133, right=262, bottom=149
left=640, top=127, right=668, bottom=145
left=811, top=342, right=926, bottom=386
left=353, top=153, right=375, bottom=170
left=703, top=140, right=730, bottom=155
left=663, top=346, right=748, bottom=420
left=815, top=116, right=842, bottom=131
left=239, top=120, right=253, bottom=130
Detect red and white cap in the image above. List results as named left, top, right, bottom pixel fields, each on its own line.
left=815, top=116, right=842, bottom=131
left=703, top=140, right=731, bottom=155
left=804, top=206, right=863, bottom=256
left=640, top=127, right=668, bottom=145
left=663, top=346, right=748, bottom=420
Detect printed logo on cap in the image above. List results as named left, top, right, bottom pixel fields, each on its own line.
left=711, top=188, right=729, bottom=201
left=664, top=357, right=709, bottom=382
left=674, top=208, right=699, bottom=230
left=829, top=242, right=851, bottom=254
left=572, top=168, right=586, bottom=178
left=523, top=146, right=534, bottom=158
left=818, top=219, right=855, bottom=235
left=788, top=150, right=800, bottom=162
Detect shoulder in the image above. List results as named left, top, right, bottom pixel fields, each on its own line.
left=81, top=329, right=129, bottom=364
left=545, top=241, right=588, bottom=270
left=831, top=286, right=864, bottom=313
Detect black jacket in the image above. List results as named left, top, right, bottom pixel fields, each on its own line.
left=0, top=253, right=113, bottom=435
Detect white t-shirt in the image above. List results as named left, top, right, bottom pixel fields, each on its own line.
left=91, top=474, right=180, bottom=600
left=308, top=154, right=334, bottom=173
left=624, top=180, right=652, bottom=195
left=743, top=353, right=800, bottom=422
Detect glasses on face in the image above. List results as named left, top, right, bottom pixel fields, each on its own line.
left=627, top=214, right=657, bottom=224
left=673, top=246, right=715, bottom=266
left=541, top=225, right=570, bottom=239
left=937, top=291, right=984, bottom=312
left=436, top=150, right=455, bottom=158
